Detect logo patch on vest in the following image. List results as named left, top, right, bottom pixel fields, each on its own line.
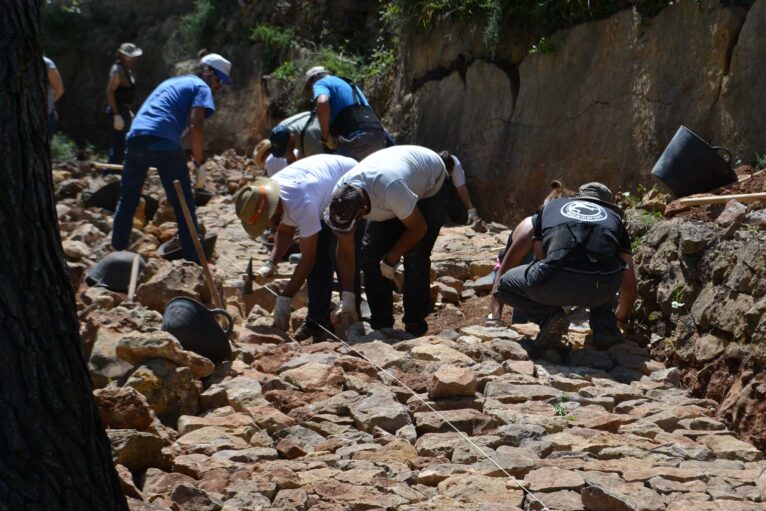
left=561, top=201, right=608, bottom=222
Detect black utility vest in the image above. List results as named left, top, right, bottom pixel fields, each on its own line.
left=329, top=78, right=382, bottom=137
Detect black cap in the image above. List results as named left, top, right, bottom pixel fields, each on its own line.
left=324, top=184, right=365, bottom=232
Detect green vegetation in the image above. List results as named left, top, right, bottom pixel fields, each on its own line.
left=756, top=153, right=766, bottom=169
left=382, top=0, right=675, bottom=54
left=50, top=133, right=77, bottom=162
left=251, top=24, right=296, bottom=73
left=170, top=0, right=220, bottom=61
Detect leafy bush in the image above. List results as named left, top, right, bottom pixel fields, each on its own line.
left=50, top=133, right=77, bottom=162
left=170, top=0, right=219, bottom=61
left=251, top=24, right=296, bottom=72
left=272, top=61, right=298, bottom=80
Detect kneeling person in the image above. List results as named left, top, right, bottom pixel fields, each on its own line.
left=494, top=182, right=637, bottom=349
left=325, top=145, right=450, bottom=337
left=235, top=154, right=359, bottom=341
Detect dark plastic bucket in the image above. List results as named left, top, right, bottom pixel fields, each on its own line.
left=651, top=126, right=737, bottom=197
left=162, top=296, right=233, bottom=363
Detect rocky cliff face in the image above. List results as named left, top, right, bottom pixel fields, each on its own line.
left=631, top=213, right=766, bottom=449
left=389, top=0, right=765, bottom=226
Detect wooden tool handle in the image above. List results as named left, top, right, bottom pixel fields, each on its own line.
left=172, top=180, right=224, bottom=309
left=678, top=192, right=766, bottom=206
left=126, top=253, right=140, bottom=303
left=92, top=162, right=157, bottom=172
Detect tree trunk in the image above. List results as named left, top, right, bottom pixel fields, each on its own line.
left=0, top=2, right=128, bottom=509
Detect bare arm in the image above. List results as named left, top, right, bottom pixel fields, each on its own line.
left=615, top=252, right=637, bottom=325
left=335, top=232, right=356, bottom=292
left=270, top=224, right=296, bottom=266
left=316, top=95, right=331, bottom=141
left=106, top=73, right=120, bottom=114
left=533, top=240, right=544, bottom=260
left=491, top=217, right=534, bottom=316
left=48, top=68, right=65, bottom=102
left=282, top=233, right=317, bottom=297
left=455, top=185, right=473, bottom=210
left=189, top=107, right=206, bottom=165
left=384, top=207, right=428, bottom=265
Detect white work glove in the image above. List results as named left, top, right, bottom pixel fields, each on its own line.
left=255, top=260, right=277, bottom=278
left=273, top=295, right=292, bottom=331
left=113, top=115, right=125, bottom=131
left=193, top=161, right=207, bottom=189
left=331, top=291, right=358, bottom=323
left=467, top=208, right=479, bottom=223
left=380, top=256, right=405, bottom=291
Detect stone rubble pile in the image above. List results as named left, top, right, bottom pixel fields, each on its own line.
left=53, top=156, right=766, bottom=510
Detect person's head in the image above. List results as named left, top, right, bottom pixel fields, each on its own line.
left=576, top=181, right=622, bottom=215
left=269, top=125, right=296, bottom=162
left=438, top=151, right=455, bottom=172
left=542, top=180, right=575, bottom=206
left=234, top=178, right=282, bottom=238
left=324, top=184, right=368, bottom=233
left=303, top=65, right=329, bottom=98
left=117, top=42, right=142, bottom=68
left=196, top=53, right=232, bottom=92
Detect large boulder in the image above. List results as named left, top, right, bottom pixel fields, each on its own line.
left=123, top=359, right=200, bottom=426
left=135, top=260, right=216, bottom=312
left=116, top=331, right=215, bottom=379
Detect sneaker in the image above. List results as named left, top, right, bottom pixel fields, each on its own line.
left=293, top=324, right=330, bottom=342
left=535, top=309, right=569, bottom=349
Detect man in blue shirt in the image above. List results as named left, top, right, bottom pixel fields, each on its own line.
left=111, top=53, right=232, bottom=263
left=304, top=66, right=385, bottom=161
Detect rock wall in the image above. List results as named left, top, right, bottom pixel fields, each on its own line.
left=631, top=215, right=766, bottom=448
left=391, top=0, right=765, bottom=226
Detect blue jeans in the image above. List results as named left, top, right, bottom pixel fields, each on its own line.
left=107, top=104, right=131, bottom=164
left=112, top=136, right=200, bottom=263
left=305, top=221, right=363, bottom=331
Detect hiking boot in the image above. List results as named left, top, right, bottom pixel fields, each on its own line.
left=293, top=324, right=330, bottom=343
left=589, top=332, right=624, bottom=349
left=535, top=309, right=569, bottom=350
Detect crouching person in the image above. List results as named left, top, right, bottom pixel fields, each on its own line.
left=494, top=182, right=637, bottom=349
left=234, top=154, right=360, bottom=341
left=325, top=145, right=450, bottom=337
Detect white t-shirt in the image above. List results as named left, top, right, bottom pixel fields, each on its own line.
left=273, top=154, right=358, bottom=237
left=335, top=145, right=446, bottom=222
left=264, top=150, right=301, bottom=177
left=450, top=155, right=466, bottom=188
left=44, top=56, right=57, bottom=114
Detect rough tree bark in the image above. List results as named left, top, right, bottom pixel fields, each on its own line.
left=0, top=2, right=128, bottom=509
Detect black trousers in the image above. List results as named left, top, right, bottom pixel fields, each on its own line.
left=361, top=182, right=448, bottom=335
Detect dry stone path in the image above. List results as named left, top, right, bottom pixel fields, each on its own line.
left=52, top=159, right=766, bottom=510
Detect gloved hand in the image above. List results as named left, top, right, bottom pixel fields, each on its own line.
left=193, top=161, right=207, bottom=189
left=331, top=291, right=359, bottom=324
left=255, top=260, right=277, bottom=278
left=113, top=115, right=125, bottom=131
left=380, top=256, right=405, bottom=291
left=273, top=295, right=292, bottom=331
left=322, top=134, right=338, bottom=150
left=467, top=208, right=479, bottom=223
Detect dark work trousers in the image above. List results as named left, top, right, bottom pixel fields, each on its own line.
left=362, top=182, right=448, bottom=335
left=494, top=261, right=624, bottom=337
left=107, top=104, right=132, bottom=164
left=112, top=136, right=200, bottom=263
left=305, top=220, right=364, bottom=332
left=337, top=129, right=386, bottom=162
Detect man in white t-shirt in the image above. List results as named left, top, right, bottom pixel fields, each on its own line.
left=324, top=145, right=450, bottom=337
left=234, top=154, right=359, bottom=340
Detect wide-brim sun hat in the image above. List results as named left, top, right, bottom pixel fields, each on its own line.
left=305, top=65, right=328, bottom=84
left=200, top=53, right=232, bottom=85
left=576, top=182, right=623, bottom=216
left=253, top=139, right=272, bottom=168
left=118, top=42, right=143, bottom=58
left=234, top=177, right=281, bottom=239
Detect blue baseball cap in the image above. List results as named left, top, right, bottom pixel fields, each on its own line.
left=269, top=125, right=291, bottom=158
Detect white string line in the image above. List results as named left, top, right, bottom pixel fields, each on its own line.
left=250, top=281, right=550, bottom=511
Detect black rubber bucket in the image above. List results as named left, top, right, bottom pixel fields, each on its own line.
left=651, top=126, right=737, bottom=197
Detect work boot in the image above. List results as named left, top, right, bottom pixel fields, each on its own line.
left=535, top=308, right=568, bottom=350
left=293, top=323, right=330, bottom=343
left=589, top=332, right=624, bottom=349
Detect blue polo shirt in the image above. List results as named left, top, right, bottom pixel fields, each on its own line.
left=312, top=75, right=369, bottom=123
left=128, top=75, right=215, bottom=145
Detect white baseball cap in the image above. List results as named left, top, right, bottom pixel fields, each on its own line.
left=200, top=53, right=232, bottom=85
left=305, top=66, right=328, bottom=84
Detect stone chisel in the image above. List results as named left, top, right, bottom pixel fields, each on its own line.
left=244, top=256, right=254, bottom=295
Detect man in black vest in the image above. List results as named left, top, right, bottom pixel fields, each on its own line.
left=304, top=66, right=385, bottom=161
left=494, top=182, right=637, bottom=349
